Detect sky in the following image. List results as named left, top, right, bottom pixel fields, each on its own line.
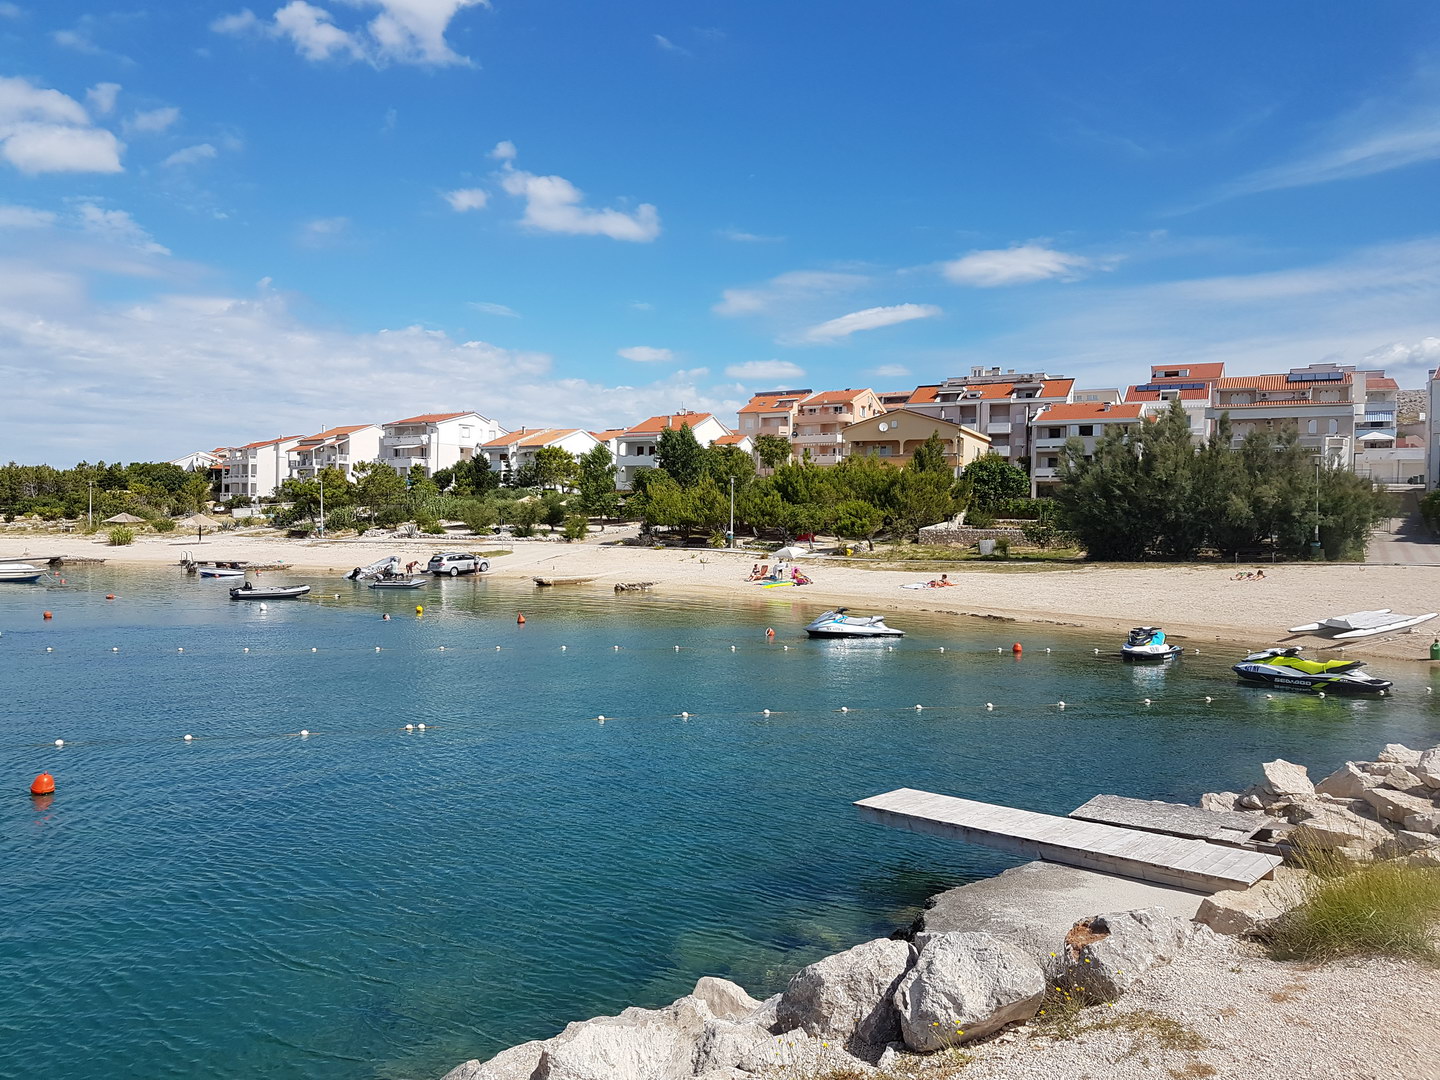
left=2, top=1, right=1440, bottom=463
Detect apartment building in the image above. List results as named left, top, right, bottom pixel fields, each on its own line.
left=735, top=389, right=813, bottom=444
left=1206, top=365, right=1362, bottom=466
left=380, top=411, right=507, bottom=477
left=220, top=436, right=305, bottom=499
left=1028, top=402, right=1148, bottom=494
left=903, top=367, right=1075, bottom=463
left=789, top=388, right=886, bottom=465
left=479, top=428, right=600, bottom=483
left=841, top=410, right=990, bottom=474
left=289, top=424, right=382, bottom=481
left=614, top=411, right=732, bottom=487
left=1124, top=363, right=1226, bottom=442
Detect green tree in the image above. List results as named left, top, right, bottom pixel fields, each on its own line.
left=962, top=453, right=1030, bottom=511
left=577, top=444, right=620, bottom=525
left=890, top=468, right=955, bottom=541
left=655, top=424, right=705, bottom=487
left=533, top=447, right=579, bottom=491
left=834, top=499, right=886, bottom=550
left=508, top=462, right=541, bottom=489
left=703, top=444, right=756, bottom=490
left=831, top=453, right=899, bottom=506
left=910, top=432, right=952, bottom=475
left=562, top=513, right=589, bottom=541
left=509, top=498, right=544, bottom=537
left=353, top=461, right=407, bottom=517
left=753, top=433, right=793, bottom=471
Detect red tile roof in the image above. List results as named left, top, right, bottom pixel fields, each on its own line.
left=387, top=411, right=472, bottom=425
left=590, top=428, right=626, bottom=443
left=1149, top=363, right=1225, bottom=380
left=1126, top=386, right=1211, bottom=402
left=712, top=433, right=750, bottom=446
left=624, top=412, right=718, bottom=435
left=1034, top=402, right=1146, bottom=422
left=934, top=379, right=1075, bottom=401
left=801, top=388, right=875, bottom=406
left=295, top=424, right=372, bottom=446
left=1217, top=374, right=1351, bottom=390
left=238, top=435, right=303, bottom=450
left=738, top=393, right=809, bottom=415
left=1366, top=377, right=1399, bottom=390
left=906, top=385, right=940, bottom=404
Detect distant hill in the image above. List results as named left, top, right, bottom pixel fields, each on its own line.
left=1397, top=388, right=1426, bottom=424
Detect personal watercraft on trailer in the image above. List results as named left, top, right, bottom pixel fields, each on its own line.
left=804, top=609, right=904, bottom=638
left=1121, top=626, right=1182, bottom=661
left=1232, top=647, right=1391, bottom=694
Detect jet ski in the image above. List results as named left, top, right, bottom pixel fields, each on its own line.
left=804, top=609, right=904, bottom=638
left=1121, top=626, right=1182, bottom=661
left=1232, top=647, right=1391, bottom=694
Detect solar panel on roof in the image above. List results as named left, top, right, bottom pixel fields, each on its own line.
left=1286, top=371, right=1344, bottom=383
left=1134, top=382, right=1205, bottom=392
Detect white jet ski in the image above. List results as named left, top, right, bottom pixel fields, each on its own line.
left=1121, top=626, right=1182, bottom=661
left=804, top=609, right=904, bottom=638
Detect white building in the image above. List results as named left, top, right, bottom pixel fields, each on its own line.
left=288, top=424, right=383, bottom=481
left=1028, top=402, right=1148, bottom=494
left=903, top=368, right=1075, bottom=463
left=478, top=428, right=600, bottom=484
left=168, top=450, right=220, bottom=473
left=1207, top=365, right=1363, bottom=467
left=614, top=411, right=732, bottom=487
left=220, top=436, right=306, bottom=500
left=379, top=411, right=507, bottom=478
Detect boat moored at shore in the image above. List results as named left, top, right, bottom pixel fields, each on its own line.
left=1121, top=626, right=1182, bottom=661
left=1232, top=647, right=1391, bottom=694
left=229, top=584, right=312, bottom=600
left=804, top=609, right=904, bottom=638
left=0, top=562, right=45, bottom=583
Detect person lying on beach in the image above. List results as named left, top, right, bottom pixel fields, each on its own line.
left=791, top=568, right=812, bottom=585
left=1254, top=569, right=1266, bottom=580
left=926, top=574, right=953, bottom=587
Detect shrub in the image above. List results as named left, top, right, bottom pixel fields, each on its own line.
left=324, top=507, right=357, bottom=533
left=151, top=518, right=176, bottom=533
left=1266, top=855, right=1440, bottom=963
left=993, top=537, right=1010, bottom=557
left=375, top=504, right=409, bottom=528
left=107, top=526, right=135, bottom=546
left=562, top=514, right=589, bottom=542
left=966, top=510, right=995, bottom=528
left=422, top=523, right=446, bottom=535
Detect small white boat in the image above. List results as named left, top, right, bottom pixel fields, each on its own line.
left=0, top=562, right=44, bottom=583
left=368, top=576, right=428, bottom=590
left=230, top=584, right=311, bottom=600
left=1288, top=609, right=1438, bottom=639
left=1121, top=626, right=1182, bottom=661
left=804, top=609, right=904, bottom=638
left=198, top=567, right=245, bottom=578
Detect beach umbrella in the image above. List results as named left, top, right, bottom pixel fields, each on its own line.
left=773, top=545, right=805, bottom=560
left=176, top=512, right=223, bottom=542
left=102, top=512, right=145, bottom=524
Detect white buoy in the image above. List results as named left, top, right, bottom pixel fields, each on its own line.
left=840, top=706, right=849, bottom=713
left=243, top=647, right=250, bottom=653
left=998, top=647, right=1004, bottom=653
left=405, top=724, right=414, bottom=731
left=334, top=593, right=340, bottom=599
left=1265, top=694, right=1274, bottom=700
left=674, top=645, right=680, bottom=651
left=417, top=723, right=426, bottom=730
left=299, top=729, right=310, bottom=737
left=1093, top=648, right=1099, bottom=655
left=45, top=647, right=52, bottom=652
left=1205, top=696, right=1213, bottom=704
left=183, top=734, right=193, bottom=741
left=887, top=646, right=894, bottom=652
left=680, top=711, right=690, bottom=718
left=496, top=645, right=501, bottom=651
left=375, top=646, right=382, bottom=652
left=311, top=647, right=318, bottom=653
left=439, top=646, right=446, bottom=651
left=54, top=738, right=63, bottom=747
left=1057, top=701, right=1066, bottom=709
left=914, top=704, right=923, bottom=711
left=597, top=714, right=606, bottom=721
left=613, top=645, right=620, bottom=651
left=177, top=647, right=184, bottom=653
left=1317, top=691, right=1326, bottom=699
left=1379, top=690, right=1387, bottom=696
left=730, top=645, right=737, bottom=652
left=1046, top=648, right=1051, bottom=653
left=985, top=703, right=994, bottom=710
left=259, top=603, right=267, bottom=611
left=783, top=645, right=789, bottom=651
left=762, top=709, right=771, bottom=716
left=1143, top=698, right=1151, bottom=705
left=1193, top=649, right=1200, bottom=655
left=111, top=647, right=119, bottom=652
left=561, top=645, right=567, bottom=651
left=938, top=647, right=945, bottom=653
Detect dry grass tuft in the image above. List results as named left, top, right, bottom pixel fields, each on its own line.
left=1265, top=855, right=1440, bottom=964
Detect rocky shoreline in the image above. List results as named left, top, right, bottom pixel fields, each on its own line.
left=442, top=740, right=1440, bottom=1080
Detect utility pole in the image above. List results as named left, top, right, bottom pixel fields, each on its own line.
left=87, top=479, right=94, bottom=529
left=728, top=475, right=735, bottom=549
left=318, top=473, right=325, bottom=538
left=1313, top=460, right=1321, bottom=553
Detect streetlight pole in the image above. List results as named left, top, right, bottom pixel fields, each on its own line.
left=1313, top=460, right=1321, bottom=553
left=728, top=476, right=735, bottom=549
left=318, top=473, right=325, bottom=538
left=86, top=479, right=94, bottom=529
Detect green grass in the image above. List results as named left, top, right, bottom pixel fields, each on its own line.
left=1265, top=855, right=1440, bottom=964
left=474, top=549, right=512, bottom=558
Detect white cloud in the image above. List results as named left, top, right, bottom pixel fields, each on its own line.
left=0, top=76, right=124, bottom=174
left=1363, top=337, right=1440, bottom=368
left=468, top=301, right=518, bottom=317
left=86, top=82, right=121, bottom=116
left=942, top=244, right=1092, bottom=287
left=489, top=139, right=516, bottom=161
left=719, top=227, right=783, bottom=243
left=797, top=303, right=942, bottom=344
left=497, top=154, right=660, bottom=242
left=713, top=269, right=868, bottom=317
left=299, top=216, right=351, bottom=247
left=630, top=301, right=653, bottom=311
left=444, top=187, right=488, bottom=211
left=76, top=203, right=169, bottom=255
left=213, top=0, right=484, bottom=67
left=0, top=3, right=22, bottom=18
left=724, top=359, right=807, bottom=381
left=52, top=28, right=101, bottom=54
left=870, top=363, right=911, bottom=379
left=0, top=204, right=56, bottom=228
left=127, top=106, right=180, bottom=135
left=162, top=143, right=218, bottom=168
left=618, top=346, right=674, bottom=363
left=653, top=34, right=690, bottom=56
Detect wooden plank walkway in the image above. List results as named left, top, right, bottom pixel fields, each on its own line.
left=1068, top=794, right=1271, bottom=845
left=855, top=788, right=1283, bottom=893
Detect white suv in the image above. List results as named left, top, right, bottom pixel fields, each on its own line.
left=427, top=552, right=490, bottom=576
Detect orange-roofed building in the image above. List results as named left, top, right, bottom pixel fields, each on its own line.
left=735, top=389, right=813, bottom=448
left=219, top=435, right=307, bottom=499
left=479, top=428, right=600, bottom=484
left=1028, top=402, right=1148, bottom=494
left=289, top=424, right=383, bottom=481
left=790, top=388, right=885, bottom=466
left=380, top=410, right=506, bottom=478
left=614, top=411, right=733, bottom=486
left=905, top=366, right=1075, bottom=465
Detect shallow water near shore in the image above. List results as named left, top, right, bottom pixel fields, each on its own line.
left=2, top=567, right=1438, bottom=1080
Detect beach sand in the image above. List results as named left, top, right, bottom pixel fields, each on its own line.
left=4, top=529, right=1438, bottom=661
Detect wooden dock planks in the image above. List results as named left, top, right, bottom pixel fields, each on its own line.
left=1068, top=794, right=1270, bottom=845
left=855, top=788, right=1283, bottom=893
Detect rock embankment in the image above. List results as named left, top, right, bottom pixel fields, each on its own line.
left=442, top=739, right=1440, bottom=1080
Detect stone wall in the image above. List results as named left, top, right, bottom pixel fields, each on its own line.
left=917, top=524, right=1027, bottom=545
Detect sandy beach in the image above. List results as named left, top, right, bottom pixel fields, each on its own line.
left=6, top=529, right=1439, bottom=662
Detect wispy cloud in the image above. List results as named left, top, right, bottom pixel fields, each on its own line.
left=796, top=303, right=941, bottom=344
left=212, top=1, right=485, bottom=67
left=86, top=82, right=120, bottom=116
left=126, top=106, right=180, bottom=135
left=76, top=203, right=169, bottom=255
left=0, top=76, right=124, bottom=174
left=162, top=143, right=217, bottom=168
left=444, top=187, right=488, bottom=211
left=468, top=301, right=519, bottom=318
left=713, top=269, right=868, bottom=317
left=942, top=244, right=1093, bottom=287
left=725, top=359, right=806, bottom=381
left=719, top=227, right=783, bottom=243
left=653, top=33, right=690, bottom=56
left=0, top=204, right=56, bottom=228
left=298, top=216, right=350, bottom=248
left=618, top=345, right=674, bottom=363
left=870, top=363, right=911, bottom=379
left=495, top=144, right=660, bottom=242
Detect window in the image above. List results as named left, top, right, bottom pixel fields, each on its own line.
left=1328, top=419, right=1338, bottom=434
left=1160, top=369, right=1184, bottom=377
left=1045, top=456, right=1059, bottom=468
left=1307, top=420, right=1317, bottom=435
left=1044, top=427, right=1062, bottom=439
left=459, top=426, right=472, bottom=438
left=1078, top=425, right=1094, bottom=436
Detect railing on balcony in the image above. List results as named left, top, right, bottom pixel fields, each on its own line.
left=382, top=434, right=431, bottom=448
left=985, top=421, right=1012, bottom=435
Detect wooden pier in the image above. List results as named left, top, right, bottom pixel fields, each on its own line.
left=855, top=788, right=1284, bottom=893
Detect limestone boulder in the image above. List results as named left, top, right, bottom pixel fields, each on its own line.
left=774, top=937, right=914, bottom=1050
left=693, top=1018, right=775, bottom=1073
left=891, top=931, right=1045, bottom=1051
left=726, top=1030, right=878, bottom=1074
left=1199, top=791, right=1241, bottom=812
left=1195, top=868, right=1307, bottom=937
left=746, top=993, right=781, bottom=1033
left=1057, top=908, right=1207, bottom=1002
left=1360, top=786, right=1436, bottom=826
left=1377, top=744, right=1422, bottom=767
left=537, top=996, right=713, bottom=1080
left=1315, top=762, right=1378, bottom=801
left=691, top=977, right=762, bottom=1022
left=1402, top=811, right=1440, bottom=837
left=1377, top=765, right=1431, bottom=796
left=1416, top=748, right=1440, bottom=789
left=442, top=1041, right=545, bottom=1080
left=1287, top=801, right=1393, bottom=851
left=1259, top=759, right=1314, bottom=799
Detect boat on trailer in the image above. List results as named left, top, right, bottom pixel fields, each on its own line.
left=804, top=609, right=904, bottom=638
left=229, top=584, right=311, bottom=600
left=1287, top=609, right=1438, bottom=639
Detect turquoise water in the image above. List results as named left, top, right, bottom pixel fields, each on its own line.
left=2, top=566, right=1438, bottom=1080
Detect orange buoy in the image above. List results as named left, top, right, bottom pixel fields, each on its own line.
left=105, top=594, right=116, bottom=600
left=42, top=611, right=52, bottom=620
left=1012, top=642, right=1023, bottom=654
left=765, top=627, right=775, bottom=639
left=517, top=613, right=526, bottom=624
left=30, top=772, right=54, bottom=796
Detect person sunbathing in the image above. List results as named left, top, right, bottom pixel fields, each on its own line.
left=926, top=574, right=953, bottom=587
left=751, top=564, right=770, bottom=581
left=791, top=568, right=812, bottom=585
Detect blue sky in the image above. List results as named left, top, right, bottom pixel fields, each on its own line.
left=2, top=1, right=1439, bottom=462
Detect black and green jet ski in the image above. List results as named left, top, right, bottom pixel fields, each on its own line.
left=1232, top=647, right=1391, bottom=694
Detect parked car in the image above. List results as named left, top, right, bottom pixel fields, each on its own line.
left=427, top=552, right=490, bottom=576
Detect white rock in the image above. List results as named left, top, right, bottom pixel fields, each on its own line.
left=693, top=1018, right=774, bottom=1073
left=1288, top=801, right=1394, bottom=850
left=1259, top=759, right=1314, bottom=798
left=1360, top=786, right=1436, bottom=826
left=1058, top=908, right=1208, bottom=1002
left=538, top=996, right=713, bottom=1080
left=441, top=1040, right=545, bottom=1080
left=1415, top=747, right=1440, bottom=789
left=728, top=1030, right=877, bottom=1074
left=1377, top=743, right=1422, bottom=767
left=745, top=993, right=781, bottom=1033
left=1402, top=811, right=1440, bottom=836
left=1199, top=791, right=1241, bottom=812
left=1195, top=868, right=1307, bottom=937
left=892, top=931, right=1045, bottom=1050
left=691, top=976, right=761, bottom=1021
left=1314, top=762, right=1378, bottom=801
left=1377, top=765, right=1430, bottom=796
left=775, top=937, right=914, bottom=1050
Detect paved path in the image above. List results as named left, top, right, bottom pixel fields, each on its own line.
left=855, top=788, right=1283, bottom=893
left=1367, top=489, right=1440, bottom=565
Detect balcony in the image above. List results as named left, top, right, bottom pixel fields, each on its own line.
left=1031, top=436, right=1068, bottom=450
left=792, top=431, right=843, bottom=444
left=382, top=434, right=431, bottom=449
left=985, top=421, right=1012, bottom=435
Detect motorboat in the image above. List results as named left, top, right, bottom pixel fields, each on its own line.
left=368, top=576, right=428, bottom=590
left=804, top=609, right=904, bottom=638
left=1288, top=609, right=1438, bottom=640
left=1232, top=647, right=1391, bottom=694
left=198, top=567, right=245, bottom=578
left=229, top=584, right=312, bottom=600
left=346, top=556, right=400, bottom=581
left=0, top=562, right=45, bottom=583
left=1121, top=626, right=1182, bottom=661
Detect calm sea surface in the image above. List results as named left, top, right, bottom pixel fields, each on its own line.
left=1, top=564, right=1437, bottom=1079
